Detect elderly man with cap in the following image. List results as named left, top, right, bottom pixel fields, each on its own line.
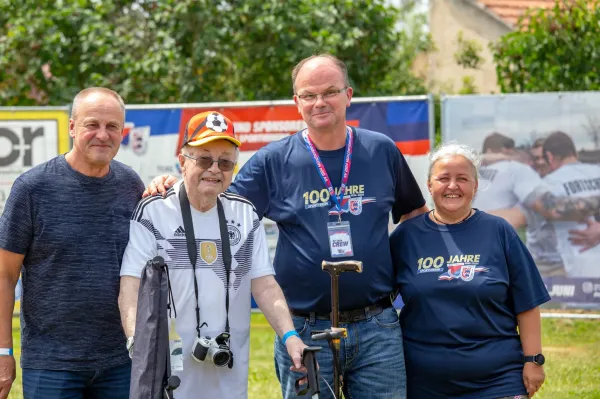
left=118, top=111, right=307, bottom=398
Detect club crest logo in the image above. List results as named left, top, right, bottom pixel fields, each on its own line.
left=131, top=126, right=151, bottom=155
left=122, top=122, right=151, bottom=156
left=200, top=241, right=218, bottom=264
left=227, top=224, right=242, bottom=246
left=349, top=197, right=363, bottom=215
left=438, top=263, right=488, bottom=281
left=328, top=196, right=375, bottom=216
left=460, top=265, right=476, bottom=282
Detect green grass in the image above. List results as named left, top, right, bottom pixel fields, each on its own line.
left=8, top=313, right=600, bottom=399
left=248, top=313, right=281, bottom=399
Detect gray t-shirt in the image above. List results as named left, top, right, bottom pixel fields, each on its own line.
left=0, top=155, right=144, bottom=370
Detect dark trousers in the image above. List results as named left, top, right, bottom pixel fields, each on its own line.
left=22, top=361, right=131, bottom=399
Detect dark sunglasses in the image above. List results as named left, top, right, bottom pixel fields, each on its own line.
left=182, top=154, right=236, bottom=172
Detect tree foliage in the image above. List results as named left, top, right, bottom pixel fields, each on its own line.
left=0, top=0, right=431, bottom=106
left=454, top=31, right=483, bottom=71
left=453, top=30, right=484, bottom=94
left=492, top=0, right=600, bottom=93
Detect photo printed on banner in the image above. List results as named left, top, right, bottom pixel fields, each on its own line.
left=443, top=92, right=600, bottom=307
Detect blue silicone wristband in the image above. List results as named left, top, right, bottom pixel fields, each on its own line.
left=281, top=330, right=299, bottom=345
left=0, top=348, right=13, bottom=356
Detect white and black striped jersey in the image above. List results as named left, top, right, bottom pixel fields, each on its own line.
left=121, top=180, right=273, bottom=398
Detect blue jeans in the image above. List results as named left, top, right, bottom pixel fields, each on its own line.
left=22, top=361, right=131, bottom=399
left=274, top=307, right=406, bottom=399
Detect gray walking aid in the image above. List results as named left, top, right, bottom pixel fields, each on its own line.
left=295, top=346, right=323, bottom=398
left=311, top=260, right=363, bottom=399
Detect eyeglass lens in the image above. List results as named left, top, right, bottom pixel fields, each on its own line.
left=196, top=156, right=235, bottom=171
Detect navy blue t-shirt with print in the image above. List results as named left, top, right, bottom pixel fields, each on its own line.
left=230, top=127, right=425, bottom=313
left=389, top=210, right=550, bottom=399
left=0, top=155, right=144, bottom=371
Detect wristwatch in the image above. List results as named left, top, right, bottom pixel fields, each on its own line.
left=524, top=353, right=545, bottom=366
left=126, top=336, right=135, bottom=357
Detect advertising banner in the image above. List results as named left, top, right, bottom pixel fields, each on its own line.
left=117, top=97, right=433, bottom=305
left=118, top=108, right=183, bottom=184
left=442, top=92, right=600, bottom=307
left=117, top=97, right=432, bottom=185
left=0, top=108, right=69, bottom=309
left=0, top=108, right=70, bottom=215
left=176, top=98, right=431, bottom=155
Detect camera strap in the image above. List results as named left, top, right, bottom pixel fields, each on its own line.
left=179, top=184, right=231, bottom=337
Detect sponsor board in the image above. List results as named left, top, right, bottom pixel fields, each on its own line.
left=0, top=109, right=70, bottom=214
left=442, top=92, right=600, bottom=307
left=544, top=277, right=600, bottom=304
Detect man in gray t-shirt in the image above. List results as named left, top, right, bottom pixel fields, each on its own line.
left=0, top=88, right=144, bottom=399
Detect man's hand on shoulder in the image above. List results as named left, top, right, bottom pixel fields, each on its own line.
left=143, top=175, right=179, bottom=198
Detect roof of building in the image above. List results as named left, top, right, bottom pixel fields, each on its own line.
left=477, top=0, right=558, bottom=27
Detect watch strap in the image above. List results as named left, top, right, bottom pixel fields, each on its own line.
left=524, top=353, right=544, bottom=365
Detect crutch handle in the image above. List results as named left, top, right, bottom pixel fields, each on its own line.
left=311, top=328, right=347, bottom=341
left=295, top=346, right=322, bottom=396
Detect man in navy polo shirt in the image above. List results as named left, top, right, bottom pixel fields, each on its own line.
left=148, top=54, right=428, bottom=399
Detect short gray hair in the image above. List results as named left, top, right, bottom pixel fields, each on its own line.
left=71, top=87, right=125, bottom=119
left=428, top=142, right=481, bottom=182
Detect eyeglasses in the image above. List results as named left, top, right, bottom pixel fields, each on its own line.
left=296, top=87, right=348, bottom=104
left=182, top=154, right=237, bottom=172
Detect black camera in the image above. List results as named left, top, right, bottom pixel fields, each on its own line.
left=191, top=332, right=234, bottom=368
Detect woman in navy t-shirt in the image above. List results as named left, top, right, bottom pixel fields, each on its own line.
left=390, top=143, right=550, bottom=399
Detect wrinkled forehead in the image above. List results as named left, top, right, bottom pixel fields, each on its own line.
left=295, top=59, right=346, bottom=92
left=431, top=155, right=476, bottom=176
left=185, top=140, right=238, bottom=158
left=74, top=94, right=124, bottom=122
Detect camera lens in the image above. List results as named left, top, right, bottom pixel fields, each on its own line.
left=213, top=350, right=230, bottom=367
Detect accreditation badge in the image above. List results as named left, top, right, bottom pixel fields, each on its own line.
left=169, top=318, right=184, bottom=371
left=169, top=339, right=183, bottom=371
left=327, top=221, right=354, bottom=258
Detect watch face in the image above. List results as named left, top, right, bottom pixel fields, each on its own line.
left=534, top=353, right=545, bottom=365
